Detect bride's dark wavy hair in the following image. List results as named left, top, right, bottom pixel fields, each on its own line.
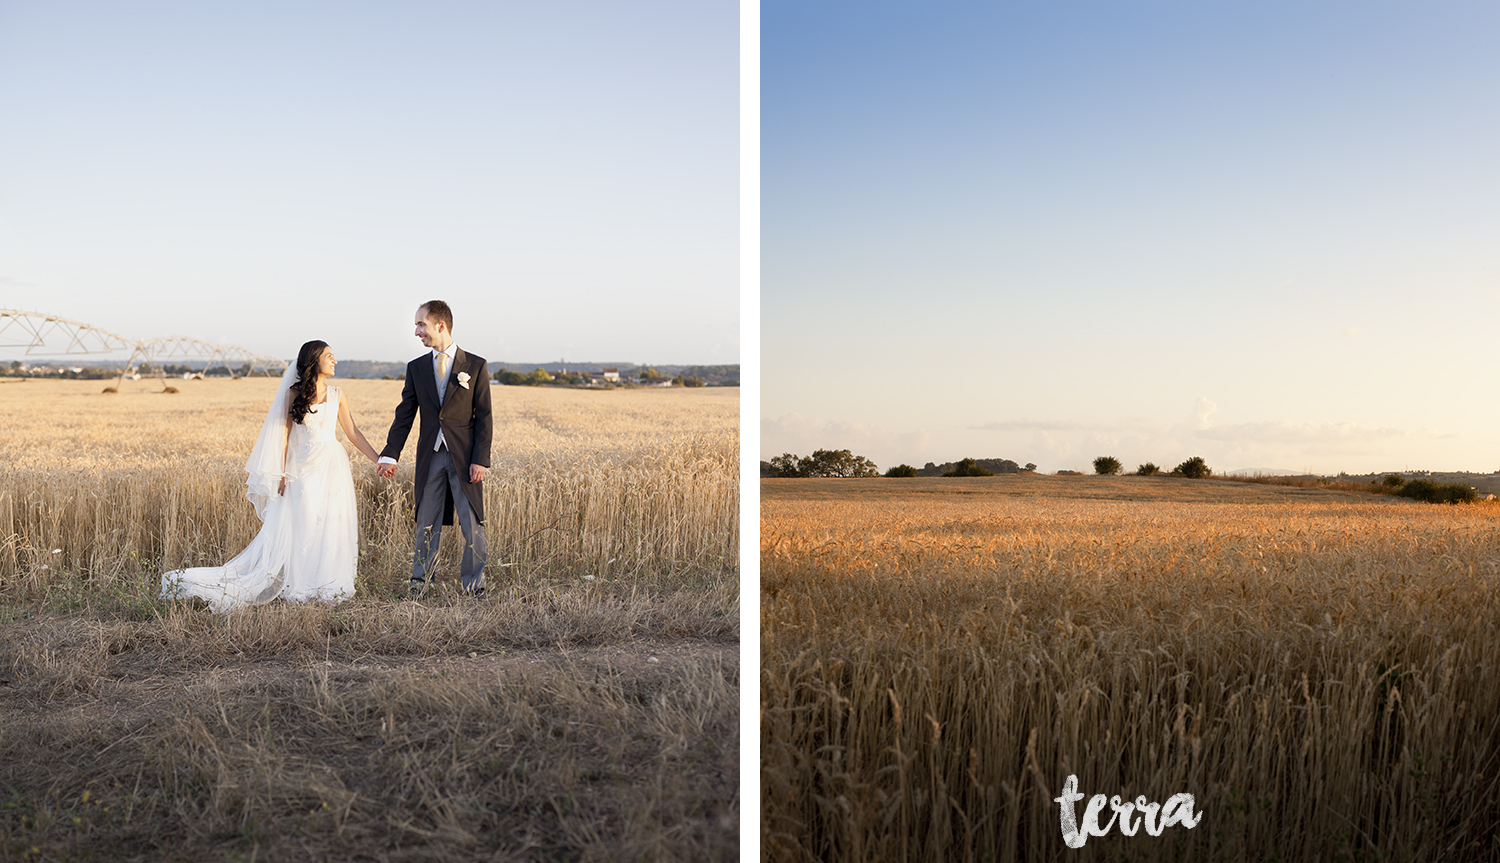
left=289, top=340, right=329, bottom=425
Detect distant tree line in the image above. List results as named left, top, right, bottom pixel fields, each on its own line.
left=7, top=362, right=135, bottom=380
left=763, top=451, right=1051, bottom=479
left=329, top=360, right=407, bottom=379
left=762, top=445, right=1484, bottom=504
left=761, top=450, right=880, bottom=478
left=485, top=363, right=737, bottom=387
left=883, top=457, right=1038, bottom=478
left=915, top=458, right=1035, bottom=477
left=148, top=363, right=248, bottom=377
left=762, top=449, right=1225, bottom=480
left=4, top=361, right=292, bottom=380
left=495, top=368, right=568, bottom=386
left=679, top=365, right=739, bottom=386
left=493, top=366, right=717, bottom=388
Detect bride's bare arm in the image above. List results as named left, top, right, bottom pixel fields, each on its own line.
left=338, top=396, right=381, bottom=463
left=279, top=410, right=292, bottom=495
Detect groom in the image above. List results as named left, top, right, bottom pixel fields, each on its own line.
left=377, top=300, right=493, bottom=597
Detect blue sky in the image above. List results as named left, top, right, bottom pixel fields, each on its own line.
left=0, top=1, right=737, bottom=365
left=763, top=2, right=1500, bottom=474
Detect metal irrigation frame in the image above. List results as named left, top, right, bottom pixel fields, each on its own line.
left=0, top=309, right=288, bottom=390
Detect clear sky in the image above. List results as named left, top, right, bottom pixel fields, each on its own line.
left=763, top=2, right=1500, bottom=475
left=0, top=1, right=737, bottom=366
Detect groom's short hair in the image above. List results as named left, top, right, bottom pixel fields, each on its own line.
left=420, top=300, right=454, bottom=333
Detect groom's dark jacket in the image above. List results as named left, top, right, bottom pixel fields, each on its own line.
left=381, top=348, right=493, bottom=525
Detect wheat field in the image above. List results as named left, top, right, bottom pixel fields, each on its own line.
left=762, top=475, right=1500, bottom=862
left=0, top=377, right=739, bottom=862
left=0, top=377, right=738, bottom=589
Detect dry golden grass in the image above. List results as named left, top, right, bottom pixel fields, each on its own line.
left=1, top=602, right=737, bottom=862
left=0, top=378, right=739, bottom=861
left=0, top=378, right=738, bottom=586
left=762, top=475, right=1500, bottom=862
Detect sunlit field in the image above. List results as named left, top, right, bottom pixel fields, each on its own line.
left=1, top=378, right=739, bottom=861
left=1, top=377, right=738, bottom=585
left=762, top=475, right=1500, bottom=862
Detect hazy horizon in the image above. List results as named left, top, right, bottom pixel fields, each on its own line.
left=760, top=447, right=1494, bottom=479
left=4, top=340, right=741, bottom=370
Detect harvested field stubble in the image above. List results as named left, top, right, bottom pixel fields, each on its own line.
left=0, top=379, right=739, bottom=861
left=1, top=613, right=738, bottom=861
left=762, top=476, right=1500, bottom=862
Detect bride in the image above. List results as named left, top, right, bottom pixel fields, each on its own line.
left=162, top=340, right=381, bottom=611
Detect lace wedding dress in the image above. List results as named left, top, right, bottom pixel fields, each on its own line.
left=162, top=384, right=357, bottom=611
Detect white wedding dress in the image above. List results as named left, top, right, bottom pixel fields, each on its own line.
left=162, top=386, right=357, bottom=611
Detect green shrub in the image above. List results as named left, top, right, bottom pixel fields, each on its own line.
left=1173, top=456, right=1211, bottom=479
left=1093, top=456, right=1122, bottom=476
left=1380, top=473, right=1406, bottom=489
left=1395, top=479, right=1477, bottom=504
left=943, top=457, right=994, bottom=477
left=885, top=464, right=919, bottom=478
left=1397, top=478, right=1437, bottom=501
left=1137, top=462, right=1161, bottom=476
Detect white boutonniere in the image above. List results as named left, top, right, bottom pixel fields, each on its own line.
left=456, top=371, right=471, bottom=389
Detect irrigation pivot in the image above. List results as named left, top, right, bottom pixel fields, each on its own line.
left=0, top=309, right=289, bottom=392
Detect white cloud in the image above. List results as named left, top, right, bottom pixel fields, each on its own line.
left=1190, top=396, right=1217, bottom=431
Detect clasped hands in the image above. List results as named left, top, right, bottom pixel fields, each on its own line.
left=374, top=461, right=486, bottom=483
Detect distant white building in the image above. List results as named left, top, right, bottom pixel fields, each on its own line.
left=602, top=367, right=620, bottom=382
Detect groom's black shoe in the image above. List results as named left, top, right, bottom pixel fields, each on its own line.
left=462, top=585, right=486, bottom=599
left=401, top=582, right=429, bottom=600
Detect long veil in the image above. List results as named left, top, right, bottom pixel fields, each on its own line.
left=161, top=363, right=299, bottom=611
left=244, top=362, right=299, bottom=518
